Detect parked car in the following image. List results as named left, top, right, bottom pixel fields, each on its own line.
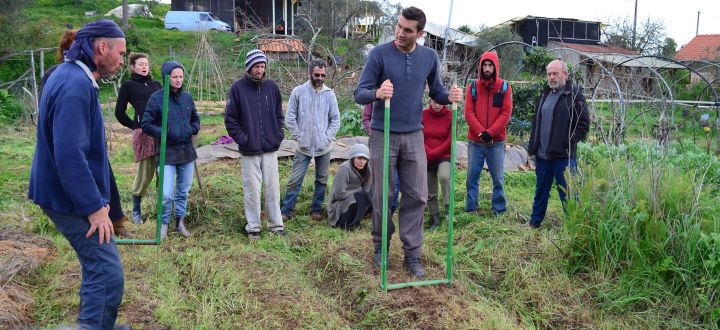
left=164, top=11, right=231, bottom=32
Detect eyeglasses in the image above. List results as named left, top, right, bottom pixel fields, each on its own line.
left=313, top=73, right=326, bottom=78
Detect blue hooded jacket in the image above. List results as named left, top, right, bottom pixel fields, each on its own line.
left=142, top=61, right=200, bottom=165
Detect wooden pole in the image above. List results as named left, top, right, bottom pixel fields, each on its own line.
left=39, top=49, right=45, bottom=79
left=29, top=50, right=39, bottom=114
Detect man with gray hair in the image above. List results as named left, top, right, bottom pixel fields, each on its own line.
left=281, top=59, right=340, bottom=221
left=527, top=59, right=590, bottom=228
left=29, top=19, right=129, bottom=329
left=225, top=49, right=287, bottom=240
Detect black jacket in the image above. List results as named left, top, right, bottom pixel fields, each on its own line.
left=528, top=81, right=590, bottom=159
left=115, top=73, right=162, bottom=129
left=224, top=76, right=284, bottom=155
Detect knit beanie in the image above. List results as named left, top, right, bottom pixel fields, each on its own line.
left=245, top=49, right=267, bottom=73
left=348, top=143, right=370, bottom=159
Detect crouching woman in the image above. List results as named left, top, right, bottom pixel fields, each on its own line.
left=141, top=61, right=200, bottom=239
left=328, top=144, right=372, bottom=229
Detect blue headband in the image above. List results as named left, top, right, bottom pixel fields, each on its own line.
left=65, top=19, right=125, bottom=72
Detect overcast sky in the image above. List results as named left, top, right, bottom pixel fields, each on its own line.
left=394, top=0, right=720, bottom=47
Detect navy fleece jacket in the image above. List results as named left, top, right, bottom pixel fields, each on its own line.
left=224, top=76, right=284, bottom=155
left=29, top=61, right=110, bottom=216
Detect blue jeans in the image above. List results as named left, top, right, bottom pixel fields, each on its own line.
left=160, top=161, right=194, bottom=225
left=530, top=157, right=577, bottom=227
left=43, top=209, right=124, bottom=330
left=465, top=140, right=506, bottom=214
left=281, top=151, right=331, bottom=217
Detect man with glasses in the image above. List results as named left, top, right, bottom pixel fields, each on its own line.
left=281, top=59, right=340, bottom=222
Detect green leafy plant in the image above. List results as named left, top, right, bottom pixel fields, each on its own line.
left=337, top=109, right=365, bottom=137
left=0, top=89, right=24, bottom=124
left=507, top=80, right=543, bottom=141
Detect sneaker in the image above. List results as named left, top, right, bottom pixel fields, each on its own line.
left=281, top=213, right=291, bottom=222
left=528, top=221, right=540, bottom=229
left=310, top=211, right=324, bottom=221
left=403, top=257, right=426, bottom=278
left=247, top=232, right=261, bottom=241
left=271, top=229, right=288, bottom=236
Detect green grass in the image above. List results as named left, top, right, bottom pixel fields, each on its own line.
left=3, top=121, right=717, bottom=329
left=2, top=1, right=719, bottom=328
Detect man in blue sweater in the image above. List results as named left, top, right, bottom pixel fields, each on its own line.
left=354, top=6, right=463, bottom=278
left=28, top=19, right=129, bottom=330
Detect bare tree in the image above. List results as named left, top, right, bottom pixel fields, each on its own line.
left=297, top=0, right=399, bottom=38
left=475, top=25, right=525, bottom=79
left=603, top=16, right=667, bottom=55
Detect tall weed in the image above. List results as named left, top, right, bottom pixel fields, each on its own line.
left=565, top=141, right=720, bottom=323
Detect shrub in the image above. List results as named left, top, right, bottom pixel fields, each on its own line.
left=677, top=82, right=714, bottom=102
left=508, top=80, right=543, bottom=141
left=337, top=109, right=365, bottom=137
left=566, top=141, right=720, bottom=322
left=0, top=89, right=24, bottom=124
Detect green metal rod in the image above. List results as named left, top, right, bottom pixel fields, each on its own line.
left=113, top=239, right=157, bottom=245
left=155, top=74, right=170, bottom=243
left=386, top=279, right=450, bottom=290
left=447, top=101, right=457, bottom=282
left=378, top=94, right=459, bottom=290
left=116, top=74, right=169, bottom=245
left=381, top=98, right=390, bottom=290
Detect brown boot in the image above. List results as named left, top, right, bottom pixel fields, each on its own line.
left=113, top=216, right=134, bottom=238
left=310, top=211, right=324, bottom=221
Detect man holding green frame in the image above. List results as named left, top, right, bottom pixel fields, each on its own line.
left=354, top=6, right=463, bottom=278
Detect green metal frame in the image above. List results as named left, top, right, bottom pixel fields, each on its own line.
left=116, top=75, right=170, bottom=245
left=380, top=99, right=457, bottom=290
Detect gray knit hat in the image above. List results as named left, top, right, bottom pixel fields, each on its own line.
left=245, top=49, right=267, bottom=73
left=348, top=143, right=369, bottom=159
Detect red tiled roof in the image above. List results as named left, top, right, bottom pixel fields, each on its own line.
left=674, top=34, right=720, bottom=61
left=558, top=42, right=640, bottom=55
left=258, top=38, right=306, bottom=53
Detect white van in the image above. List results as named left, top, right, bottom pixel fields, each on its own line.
left=164, top=11, right=232, bottom=32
